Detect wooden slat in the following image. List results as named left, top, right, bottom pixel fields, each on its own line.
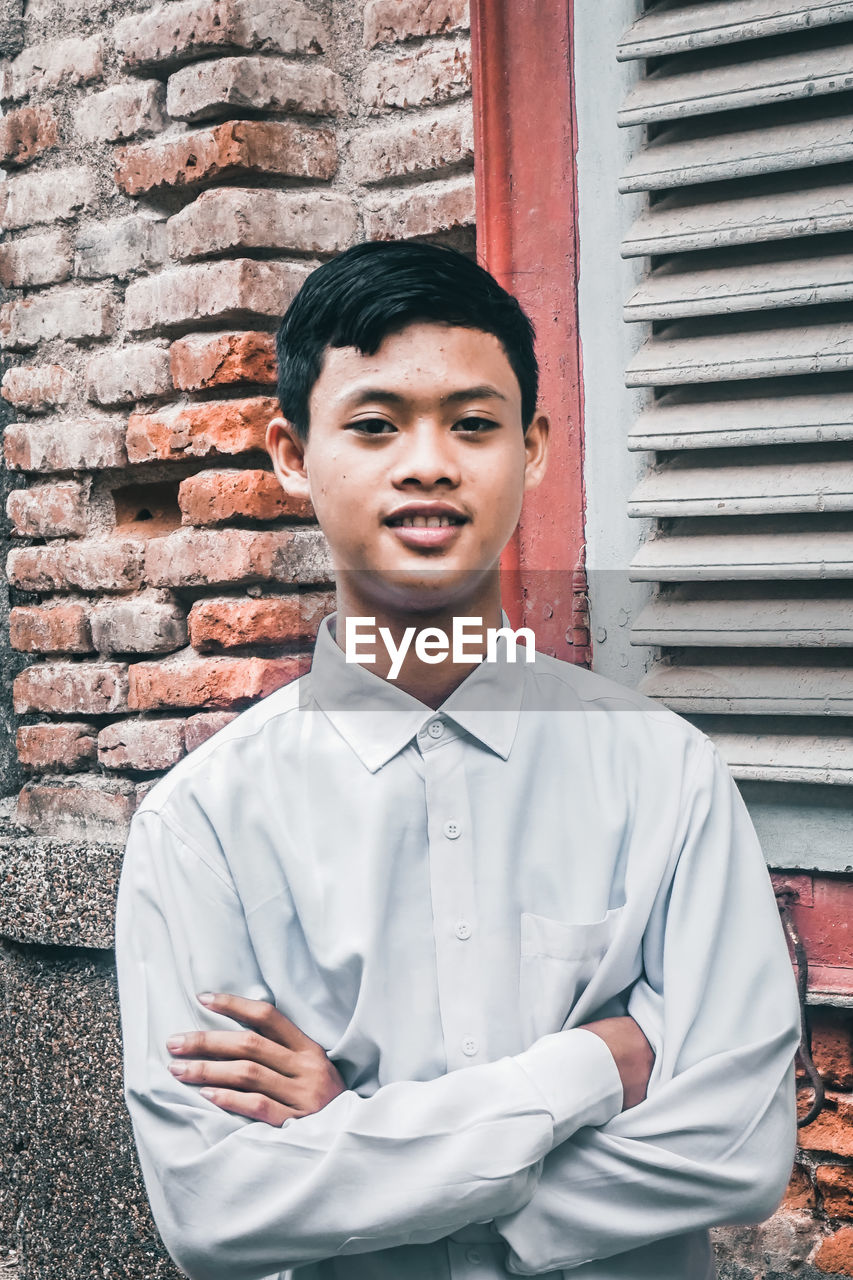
left=630, top=527, right=853, bottom=580
left=629, top=389, right=853, bottom=449
left=625, top=250, right=853, bottom=322
left=619, top=42, right=853, bottom=126
left=618, top=2, right=853, bottom=61
left=623, top=180, right=853, bottom=257
left=632, top=594, right=853, bottom=645
left=712, top=730, right=853, bottom=783
left=640, top=662, right=853, bottom=714
left=629, top=457, right=853, bottom=516
left=626, top=320, right=853, bottom=384
left=619, top=110, right=853, bottom=192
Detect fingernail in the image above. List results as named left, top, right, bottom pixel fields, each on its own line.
left=197, top=992, right=217, bottom=1006
left=168, top=1062, right=187, bottom=1076
left=166, top=1035, right=186, bottom=1050
left=200, top=1088, right=216, bottom=1100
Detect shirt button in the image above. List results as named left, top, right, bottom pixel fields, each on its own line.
left=455, top=920, right=472, bottom=940
left=462, top=1035, right=478, bottom=1056
left=427, top=719, right=444, bottom=739
left=443, top=819, right=461, bottom=840
left=465, top=1250, right=482, bottom=1264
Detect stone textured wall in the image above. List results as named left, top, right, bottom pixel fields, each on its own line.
left=1, top=0, right=853, bottom=1277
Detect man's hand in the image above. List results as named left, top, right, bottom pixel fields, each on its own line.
left=579, top=1015, right=655, bottom=1110
left=166, top=992, right=346, bottom=1127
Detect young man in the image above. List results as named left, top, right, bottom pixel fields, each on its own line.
left=115, top=241, right=801, bottom=1280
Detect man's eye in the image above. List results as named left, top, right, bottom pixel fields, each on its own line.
left=347, top=419, right=396, bottom=435
left=453, top=417, right=497, bottom=433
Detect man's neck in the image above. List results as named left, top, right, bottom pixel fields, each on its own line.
left=332, top=583, right=504, bottom=710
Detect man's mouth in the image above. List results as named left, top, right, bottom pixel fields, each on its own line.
left=386, top=513, right=466, bottom=528
left=383, top=506, right=469, bottom=548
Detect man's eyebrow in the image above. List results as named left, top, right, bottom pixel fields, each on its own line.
left=341, top=385, right=509, bottom=409
left=441, top=385, right=509, bottom=405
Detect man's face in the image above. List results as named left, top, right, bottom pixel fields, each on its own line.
left=267, top=321, right=548, bottom=616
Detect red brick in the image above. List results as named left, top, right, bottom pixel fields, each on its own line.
left=178, top=468, right=312, bottom=525
left=7, top=538, right=145, bottom=593
left=7, top=481, right=87, bottom=538
left=166, top=56, right=343, bottom=123
left=98, top=717, right=186, bottom=771
left=115, top=0, right=326, bottom=71
left=362, top=39, right=471, bottom=110
left=167, top=188, right=357, bottom=260
left=129, top=651, right=307, bottom=710
left=75, top=217, right=167, bottom=281
left=144, top=526, right=330, bottom=588
left=85, top=344, right=172, bottom=407
left=0, top=228, right=72, bottom=288
left=783, top=1163, right=817, bottom=1211
left=73, top=81, right=166, bottom=144
left=1, top=364, right=74, bottom=413
left=115, top=120, right=336, bottom=196
left=350, top=103, right=473, bottom=185
left=4, top=419, right=127, bottom=472
left=816, top=1226, right=853, bottom=1274
left=363, top=173, right=475, bottom=240
left=816, top=1165, right=853, bottom=1218
left=170, top=331, right=276, bottom=391
left=364, top=0, right=468, bottom=46
left=90, top=599, right=187, bottom=655
left=127, top=397, right=277, bottom=463
left=16, top=776, right=138, bottom=840
left=124, top=259, right=312, bottom=334
left=0, top=285, right=115, bottom=349
left=14, top=661, right=129, bottom=715
left=799, top=1092, right=853, bottom=1158
left=0, top=165, right=94, bottom=231
left=1, top=34, right=103, bottom=101
left=17, top=722, right=97, bottom=771
left=0, top=104, right=58, bottom=166
left=188, top=592, right=332, bottom=650
left=9, top=604, right=92, bottom=654
left=812, top=1013, right=853, bottom=1091
left=27, top=779, right=142, bottom=840
left=184, top=710, right=239, bottom=752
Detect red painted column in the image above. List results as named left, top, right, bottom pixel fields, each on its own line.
left=470, top=0, right=588, bottom=662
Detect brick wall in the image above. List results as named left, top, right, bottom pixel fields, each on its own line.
left=0, top=0, right=472, bottom=844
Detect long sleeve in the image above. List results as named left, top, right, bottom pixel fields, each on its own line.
left=491, top=738, right=801, bottom=1274
left=114, top=807, right=623, bottom=1280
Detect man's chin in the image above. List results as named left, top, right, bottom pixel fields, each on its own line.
left=338, top=562, right=496, bottom=617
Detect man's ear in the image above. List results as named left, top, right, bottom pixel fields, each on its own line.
left=266, top=417, right=312, bottom=503
left=522, top=412, right=550, bottom=492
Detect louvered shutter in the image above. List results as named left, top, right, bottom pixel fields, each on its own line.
left=616, top=1, right=853, bottom=830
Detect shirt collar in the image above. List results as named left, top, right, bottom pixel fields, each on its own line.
left=309, top=610, right=527, bottom=772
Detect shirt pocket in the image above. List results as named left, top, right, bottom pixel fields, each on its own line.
left=519, top=906, right=626, bottom=1044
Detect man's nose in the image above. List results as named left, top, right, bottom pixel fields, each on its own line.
left=391, top=421, right=460, bottom=487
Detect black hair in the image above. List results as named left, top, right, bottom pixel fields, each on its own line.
left=275, top=240, right=538, bottom=438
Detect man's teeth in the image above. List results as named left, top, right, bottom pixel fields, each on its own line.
left=398, top=515, right=456, bottom=527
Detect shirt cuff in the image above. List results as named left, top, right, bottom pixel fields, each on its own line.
left=513, top=1028, right=624, bottom=1144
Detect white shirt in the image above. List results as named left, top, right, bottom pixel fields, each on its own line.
left=115, top=613, right=801, bottom=1280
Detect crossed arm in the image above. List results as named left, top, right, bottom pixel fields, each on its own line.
left=164, top=993, right=655, bottom=1127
